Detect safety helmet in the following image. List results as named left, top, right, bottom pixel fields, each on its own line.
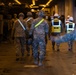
left=69, top=17, right=73, bottom=21
left=27, top=12, right=32, bottom=17
left=67, top=15, right=70, bottom=18
left=18, top=12, right=24, bottom=17
left=38, top=10, right=45, bottom=17
left=54, top=13, right=59, bottom=17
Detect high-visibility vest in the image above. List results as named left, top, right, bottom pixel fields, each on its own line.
left=66, top=22, right=75, bottom=33
left=51, top=19, right=61, bottom=33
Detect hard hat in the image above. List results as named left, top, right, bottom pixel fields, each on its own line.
left=69, top=17, right=73, bottom=21
left=67, top=15, right=70, bottom=18
left=27, top=12, right=32, bottom=16
left=38, top=10, right=45, bottom=17
left=54, top=13, right=58, bottom=17
left=18, top=12, right=24, bottom=17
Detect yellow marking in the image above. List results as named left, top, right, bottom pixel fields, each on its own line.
left=35, top=19, right=44, bottom=28
left=24, top=65, right=38, bottom=68
left=52, top=26, right=61, bottom=33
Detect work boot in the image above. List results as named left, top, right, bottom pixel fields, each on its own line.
left=52, top=46, right=55, bottom=51
left=52, top=41, right=55, bottom=51
left=38, top=59, right=43, bottom=66
left=38, top=62, right=43, bottom=66
left=68, top=48, right=71, bottom=51
left=16, top=53, right=19, bottom=61
left=16, top=58, right=19, bottom=61
left=34, top=59, right=38, bottom=65
left=57, top=49, right=60, bottom=52
left=68, top=48, right=73, bottom=52
left=38, top=61, right=43, bottom=66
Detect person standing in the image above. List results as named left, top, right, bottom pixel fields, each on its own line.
left=11, top=14, right=18, bottom=41
left=65, top=17, right=75, bottom=51
left=30, top=10, right=49, bottom=66
left=50, top=13, right=62, bottom=51
left=12, top=13, right=26, bottom=61
left=25, top=12, right=34, bottom=56
left=12, top=14, right=18, bottom=25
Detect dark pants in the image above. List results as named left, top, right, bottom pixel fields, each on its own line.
left=68, top=41, right=73, bottom=51
left=33, top=38, right=46, bottom=61
left=26, top=36, right=33, bottom=55
left=0, top=34, right=3, bottom=43
left=15, top=37, right=26, bottom=57
left=51, top=33, right=60, bottom=51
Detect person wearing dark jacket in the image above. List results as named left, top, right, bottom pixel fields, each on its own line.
left=30, top=10, right=49, bottom=66
left=25, top=12, right=34, bottom=56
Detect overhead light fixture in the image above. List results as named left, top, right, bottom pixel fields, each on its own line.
left=42, top=8, right=45, bottom=10
left=30, top=4, right=33, bottom=8
left=42, top=0, right=52, bottom=10
left=14, top=0, right=21, bottom=5
left=30, top=0, right=36, bottom=8
left=25, top=3, right=29, bottom=8
left=39, top=4, right=45, bottom=7
left=46, top=0, right=52, bottom=6
left=31, top=6, right=39, bottom=8
left=32, top=0, right=35, bottom=5
left=31, top=9, right=35, bottom=12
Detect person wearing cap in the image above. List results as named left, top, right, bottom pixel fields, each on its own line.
left=24, top=12, right=34, bottom=56
left=50, top=13, right=62, bottom=51
left=12, top=12, right=27, bottom=61
left=30, top=10, right=49, bottom=66
left=55, top=17, right=75, bottom=52
left=12, top=14, right=18, bottom=25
